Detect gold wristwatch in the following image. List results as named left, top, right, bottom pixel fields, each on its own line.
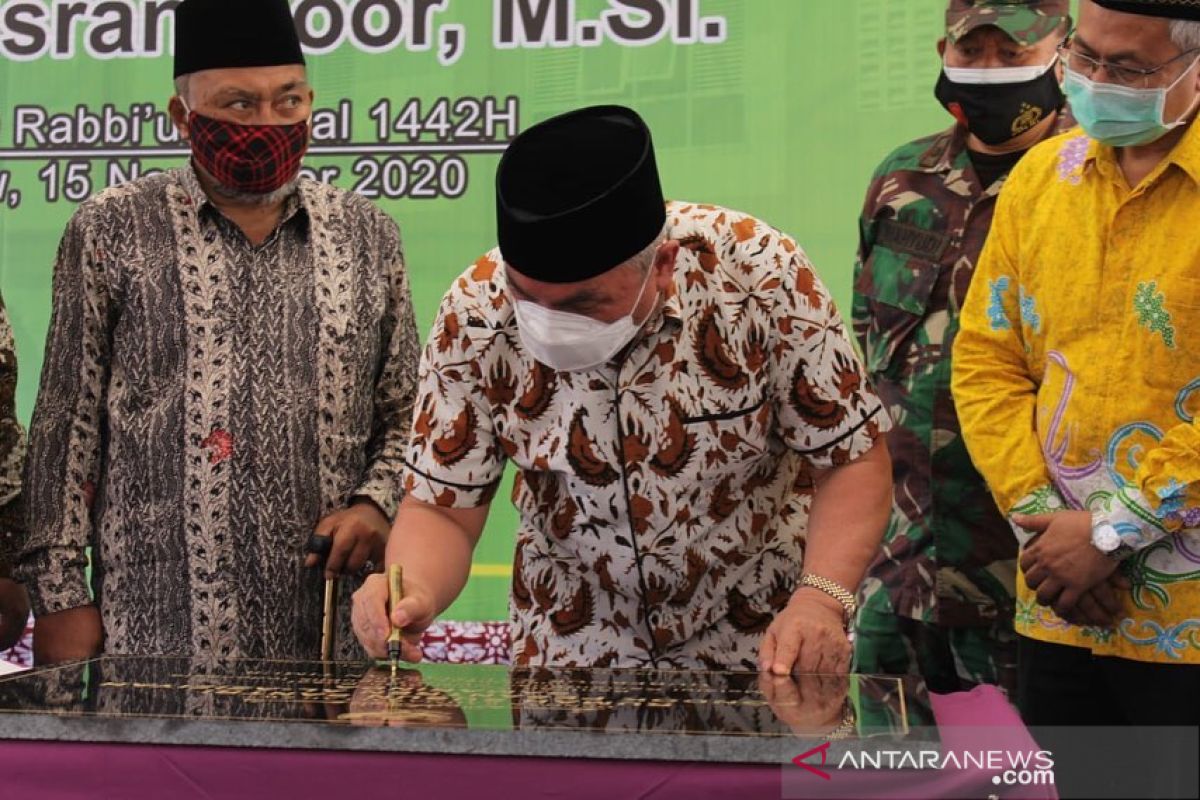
left=799, top=573, right=857, bottom=627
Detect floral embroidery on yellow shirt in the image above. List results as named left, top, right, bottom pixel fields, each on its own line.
left=953, top=123, right=1200, bottom=664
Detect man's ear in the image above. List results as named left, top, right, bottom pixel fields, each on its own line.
left=168, top=96, right=190, bottom=142
left=306, top=88, right=317, bottom=145
left=937, top=37, right=947, bottom=59
left=653, top=240, right=680, bottom=292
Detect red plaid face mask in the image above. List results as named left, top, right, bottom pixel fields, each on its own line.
left=186, top=111, right=308, bottom=195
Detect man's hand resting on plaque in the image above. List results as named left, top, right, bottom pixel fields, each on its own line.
left=758, top=587, right=851, bottom=676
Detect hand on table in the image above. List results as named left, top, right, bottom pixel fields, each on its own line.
left=758, top=588, right=851, bottom=676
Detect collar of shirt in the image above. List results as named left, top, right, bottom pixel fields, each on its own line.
left=179, top=162, right=309, bottom=232
left=918, top=124, right=973, bottom=174
left=916, top=106, right=1078, bottom=176
left=1085, top=116, right=1200, bottom=188
left=648, top=273, right=684, bottom=336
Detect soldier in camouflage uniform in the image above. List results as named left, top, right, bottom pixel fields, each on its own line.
left=852, top=0, right=1074, bottom=694
left=1, top=292, right=29, bottom=650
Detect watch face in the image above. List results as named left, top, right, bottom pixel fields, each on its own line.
left=1095, top=525, right=1120, bottom=553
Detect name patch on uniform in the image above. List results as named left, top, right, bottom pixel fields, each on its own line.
left=873, top=218, right=949, bottom=262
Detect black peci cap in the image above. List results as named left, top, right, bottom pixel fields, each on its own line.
left=496, top=105, right=667, bottom=284
left=1092, top=0, right=1200, bottom=20
left=174, top=0, right=306, bottom=79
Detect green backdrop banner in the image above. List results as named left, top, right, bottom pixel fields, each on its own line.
left=0, top=0, right=961, bottom=620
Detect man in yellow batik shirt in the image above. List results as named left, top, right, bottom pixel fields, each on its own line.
left=954, top=0, right=1200, bottom=727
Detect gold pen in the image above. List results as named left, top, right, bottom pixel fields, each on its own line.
left=386, top=564, right=404, bottom=676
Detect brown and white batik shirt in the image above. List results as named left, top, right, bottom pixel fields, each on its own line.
left=404, top=202, right=888, bottom=669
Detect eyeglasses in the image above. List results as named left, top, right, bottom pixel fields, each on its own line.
left=1058, top=41, right=1200, bottom=89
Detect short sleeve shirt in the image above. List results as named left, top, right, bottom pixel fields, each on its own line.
left=404, top=202, right=888, bottom=668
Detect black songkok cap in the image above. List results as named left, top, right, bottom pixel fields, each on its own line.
left=1092, top=0, right=1200, bottom=20
left=496, top=105, right=667, bottom=283
left=174, top=0, right=306, bottom=79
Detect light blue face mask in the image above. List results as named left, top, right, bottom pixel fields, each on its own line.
left=1063, top=59, right=1200, bottom=148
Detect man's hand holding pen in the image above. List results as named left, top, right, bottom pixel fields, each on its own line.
left=353, top=567, right=433, bottom=663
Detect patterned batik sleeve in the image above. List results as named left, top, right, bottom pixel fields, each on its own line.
left=772, top=247, right=890, bottom=469
left=352, top=217, right=421, bottom=520
left=1105, top=424, right=1200, bottom=551
left=0, top=293, right=27, bottom=566
left=951, top=178, right=1058, bottom=548
left=401, top=287, right=504, bottom=509
left=16, top=209, right=111, bottom=616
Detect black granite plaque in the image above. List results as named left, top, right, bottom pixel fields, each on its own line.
left=0, top=658, right=938, bottom=764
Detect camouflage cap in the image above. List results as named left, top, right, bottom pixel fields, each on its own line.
left=946, top=0, right=1071, bottom=46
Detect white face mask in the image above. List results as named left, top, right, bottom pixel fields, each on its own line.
left=942, top=54, right=1059, bottom=85
left=511, top=262, right=658, bottom=372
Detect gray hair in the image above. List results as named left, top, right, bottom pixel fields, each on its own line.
left=1169, top=19, right=1200, bottom=53
left=625, top=221, right=671, bottom=274
left=174, top=74, right=191, bottom=104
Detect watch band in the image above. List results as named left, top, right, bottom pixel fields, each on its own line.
left=799, top=573, right=857, bottom=626
left=1107, top=544, right=1136, bottom=563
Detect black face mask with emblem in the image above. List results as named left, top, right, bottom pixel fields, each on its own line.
left=934, top=67, right=1065, bottom=147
